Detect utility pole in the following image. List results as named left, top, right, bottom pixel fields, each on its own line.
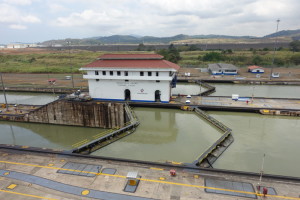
left=257, top=154, right=266, bottom=193
left=270, top=19, right=280, bottom=80
left=0, top=73, right=8, bottom=111
left=68, top=40, right=75, bottom=89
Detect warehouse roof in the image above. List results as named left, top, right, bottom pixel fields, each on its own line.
left=208, top=63, right=237, bottom=71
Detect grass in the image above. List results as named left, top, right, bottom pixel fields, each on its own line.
left=0, top=49, right=299, bottom=73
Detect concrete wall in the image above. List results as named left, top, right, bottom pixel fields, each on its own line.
left=88, top=79, right=171, bottom=102
left=24, top=100, right=125, bottom=128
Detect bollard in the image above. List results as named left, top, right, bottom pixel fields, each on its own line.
left=170, top=169, right=176, bottom=177
left=263, top=187, right=268, bottom=197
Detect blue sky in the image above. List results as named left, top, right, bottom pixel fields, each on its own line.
left=0, top=0, right=299, bottom=44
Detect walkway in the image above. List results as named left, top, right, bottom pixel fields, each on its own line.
left=0, top=149, right=300, bottom=200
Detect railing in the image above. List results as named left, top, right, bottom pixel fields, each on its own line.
left=195, top=80, right=216, bottom=96
left=194, top=107, right=232, bottom=166
left=72, top=103, right=139, bottom=154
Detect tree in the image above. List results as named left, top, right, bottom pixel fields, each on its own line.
left=202, top=52, right=225, bottom=61
left=289, top=40, right=300, bottom=52
left=290, top=54, right=300, bottom=65
left=252, top=55, right=263, bottom=65
left=137, top=43, right=146, bottom=51
left=156, top=45, right=182, bottom=63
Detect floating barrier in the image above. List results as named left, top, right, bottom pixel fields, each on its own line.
left=193, top=107, right=233, bottom=167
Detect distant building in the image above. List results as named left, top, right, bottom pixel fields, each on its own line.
left=7, top=43, right=37, bottom=48
left=80, top=54, right=180, bottom=103
left=208, top=63, right=238, bottom=75
left=248, top=65, right=264, bottom=73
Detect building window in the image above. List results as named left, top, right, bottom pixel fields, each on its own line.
left=156, top=72, right=159, bottom=76
left=102, top=71, right=106, bottom=75
left=110, top=71, right=113, bottom=76
left=148, top=72, right=152, bottom=76
left=117, top=71, right=121, bottom=76
left=125, top=71, right=128, bottom=76
left=140, top=71, right=144, bottom=76
left=96, top=79, right=99, bottom=82
left=95, top=71, right=99, bottom=75
left=125, top=80, right=129, bottom=82
left=156, top=80, right=160, bottom=82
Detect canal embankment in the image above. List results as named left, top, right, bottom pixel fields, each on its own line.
left=1, top=100, right=126, bottom=128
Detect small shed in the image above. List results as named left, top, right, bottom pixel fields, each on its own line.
left=248, top=65, right=264, bottom=73
left=48, top=78, right=56, bottom=84
left=208, top=63, right=238, bottom=75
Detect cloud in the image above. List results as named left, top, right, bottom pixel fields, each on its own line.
left=3, top=0, right=33, bottom=6
left=0, top=3, right=41, bottom=23
left=22, top=15, right=41, bottom=23
left=9, top=24, right=27, bottom=29
left=48, top=3, right=67, bottom=13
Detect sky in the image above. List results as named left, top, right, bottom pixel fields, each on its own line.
left=0, top=0, right=299, bottom=44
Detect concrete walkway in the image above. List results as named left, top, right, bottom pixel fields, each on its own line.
left=0, top=149, right=300, bottom=200
left=173, top=96, right=300, bottom=110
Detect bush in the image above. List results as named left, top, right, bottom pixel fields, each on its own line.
left=202, top=52, right=225, bottom=61
left=290, top=54, right=300, bottom=65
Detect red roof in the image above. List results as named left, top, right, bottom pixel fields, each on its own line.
left=83, top=54, right=180, bottom=70
left=99, top=54, right=163, bottom=60
left=248, top=65, right=263, bottom=70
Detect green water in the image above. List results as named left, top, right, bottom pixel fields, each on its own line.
left=0, top=92, right=57, bottom=105
left=211, top=83, right=300, bottom=98
left=91, top=107, right=222, bottom=163
left=172, top=83, right=206, bottom=95
left=209, top=111, right=300, bottom=177
left=0, top=121, right=104, bottom=150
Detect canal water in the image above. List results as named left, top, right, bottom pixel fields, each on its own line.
left=0, top=121, right=104, bottom=150
left=91, top=107, right=222, bottom=163
left=0, top=92, right=57, bottom=105
left=1, top=86, right=300, bottom=177
left=210, top=83, right=300, bottom=98
left=172, top=83, right=205, bottom=96
left=209, top=111, right=300, bottom=177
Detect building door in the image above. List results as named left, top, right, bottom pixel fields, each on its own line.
left=155, top=90, right=161, bottom=102
left=125, top=89, right=131, bottom=101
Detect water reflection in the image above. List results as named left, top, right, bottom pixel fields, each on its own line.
left=209, top=111, right=300, bottom=177
left=0, top=121, right=104, bottom=150
left=92, top=108, right=222, bottom=163
left=0, top=92, right=57, bottom=105
left=211, top=83, right=300, bottom=98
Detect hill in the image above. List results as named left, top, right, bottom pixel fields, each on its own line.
left=40, top=29, right=300, bottom=46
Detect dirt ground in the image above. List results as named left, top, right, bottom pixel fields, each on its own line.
left=1, top=48, right=300, bottom=88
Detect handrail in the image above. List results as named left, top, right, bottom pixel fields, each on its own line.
left=194, top=107, right=232, bottom=165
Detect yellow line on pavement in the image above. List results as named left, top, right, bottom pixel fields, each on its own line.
left=0, top=189, right=59, bottom=200
left=0, top=160, right=300, bottom=200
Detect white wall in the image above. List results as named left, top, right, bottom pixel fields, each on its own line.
left=88, top=79, right=171, bottom=102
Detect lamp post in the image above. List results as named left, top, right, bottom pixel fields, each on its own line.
left=67, top=41, right=75, bottom=89
left=270, top=19, right=280, bottom=80
left=0, top=73, right=8, bottom=111
left=251, top=86, right=255, bottom=103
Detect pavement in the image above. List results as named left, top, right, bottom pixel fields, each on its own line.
left=172, top=96, right=300, bottom=111
left=0, top=149, right=300, bottom=200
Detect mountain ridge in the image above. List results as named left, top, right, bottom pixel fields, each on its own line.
left=40, top=29, right=300, bottom=46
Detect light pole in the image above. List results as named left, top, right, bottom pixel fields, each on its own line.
left=270, top=19, right=280, bottom=80
left=251, top=86, right=255, bottom=103
left=257, top=154, right=266, bottom=192
left=67, top=41, right=75, bottom=89
left=0, top=73, right=8, bottom=111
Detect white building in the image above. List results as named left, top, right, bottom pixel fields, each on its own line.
left=248, top=65, right=265, bottom=73
left=80, top=54, right=180, bottom=103
left=208, top=63, right=238, bottom=75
